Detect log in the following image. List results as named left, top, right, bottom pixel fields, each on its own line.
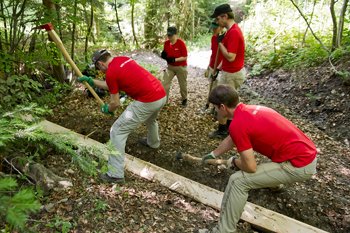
left=12, top=157, right=72, bottom=194
left=38, top=120, right=328, bottom=233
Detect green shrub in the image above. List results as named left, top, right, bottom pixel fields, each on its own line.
left=0, top=177, right=41, bottom=230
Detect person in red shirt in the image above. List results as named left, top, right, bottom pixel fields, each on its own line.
left=205, top=21, right=224, bottom=79
left=200, top=85, right=318, bottom=233
left=160, top=26, right=188, bottom=107
left=209, top=4, right=246, bottom=139
left=78, top=49, right=167, bottom=183
left=203, top=21, right=224, bottom=112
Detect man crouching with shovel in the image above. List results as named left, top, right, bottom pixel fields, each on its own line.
left=78, top=50, right=166, bottom=183
left=199, top=85, right=318, bottom=233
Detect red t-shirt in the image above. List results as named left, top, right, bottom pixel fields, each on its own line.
left=209, top=35, right=223, bottom=69
left=229, top=103, right=317, bottom=167
left=221, top=24, right=245, bottom=73
left=163, top=39, right=187, bottom=66
left=106, top=57, right=166, bottom=103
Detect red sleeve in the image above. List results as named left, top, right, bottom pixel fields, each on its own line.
left=105, top=73, right=119, bottom=94
left=229, top=121, right=252, bottom=152
left=180, top=40, right=188, bottom=57
left=226, top=30, right=239, bottom=54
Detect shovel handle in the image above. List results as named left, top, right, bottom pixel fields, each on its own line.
left=47, top=29, right=104, bottom=106
left=180, top=153, right=228, bottom=166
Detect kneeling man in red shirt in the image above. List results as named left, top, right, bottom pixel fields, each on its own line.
left=201, top=85, right=318, bottom=233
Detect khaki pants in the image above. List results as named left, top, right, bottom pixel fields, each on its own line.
left=212, top=157, right=317, bottom=233
left=107, top=96, right=166, bottom=179
left=217, top=68, right=246, bottom=90
left=162, top=65, right=188, bottom=101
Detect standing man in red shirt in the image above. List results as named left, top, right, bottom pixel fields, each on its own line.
left=78, top=49, right=167, bottom=183
left=161, top=26, right=188, bottom=107
left=205, top=21, right=224, bottom=80
left=200, top=85, right=318, bottom=233
left=209, top=4, right=246, bottom=139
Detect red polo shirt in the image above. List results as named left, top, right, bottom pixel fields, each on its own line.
left=209, top=35, right=223, bottom=69
left=163, top=39, right=187, bottom=66
left=229, top=103, right=317, bottom=167
left=221, top=24, right=245, bottom=73
left=105, top=57, right=166, bottom=103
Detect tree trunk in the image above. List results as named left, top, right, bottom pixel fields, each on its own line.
left=42, top=0, right=66, bottom=83
left=336, top=0, right=349, bottom=47
left=329, top=0, right=337, bottom=51
left=0, top=1, right=9, bottom=51
left=302, top=0, right=317, bottom=46
left=290, top=0, right=330, bottom=53
left=130, top=0, right=139, bottom=48
left=84, top=2, right=94, bottom=63
left=114, top=0, right=126, bottom=46
left=71, top=0, right=78, bottom=61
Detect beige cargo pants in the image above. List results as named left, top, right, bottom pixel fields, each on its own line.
left=212, top=157, right=317, bottom=233
left=107, top=96, right=166, bottom=179
left=217, top=68, right=246, bottom=90
left=162, top=65, right=188, bottom=101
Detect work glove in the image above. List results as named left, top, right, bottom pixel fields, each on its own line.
left=204, top=68, right=209, bottom=78
left=100, top=103, right=114, bottom=116
left=217, top=33, right=225, bottom=43
left=161, top=51, right=167, bottom=60
left=166, top=57, right=176, bottom=63
left=210, top=70, right=219, bottom=81
left=78, top=75, right=95, bottom=87
left=202, top=151, right=215, bottom=164
left=227, top=156, right=240, bottom=171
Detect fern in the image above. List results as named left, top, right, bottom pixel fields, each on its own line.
left=0, top=178, right=41, bottom=230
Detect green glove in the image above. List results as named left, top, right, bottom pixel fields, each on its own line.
left=202, top=151, right=215, bottom=164
left=78, top=75, right=94, bottom=87
left=100, top=103, right=114, bottom=115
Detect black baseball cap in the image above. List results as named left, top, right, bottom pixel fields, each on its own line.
left=210, top=4, right=233, bottom=18
left=167, top=26, right=177, bottom=36
left=92, top=49, right=110, bottom=68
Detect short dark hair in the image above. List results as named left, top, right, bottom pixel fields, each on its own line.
left=209, top=85, right=239, bottom=108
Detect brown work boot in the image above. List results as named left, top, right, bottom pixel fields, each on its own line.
left=138, top=137, right=158, bottom=149
left=99, top=173, right=125, bottom=184
left=181, top=99, right=188, bottom=107
left=208, top=124, right=228, bottom=139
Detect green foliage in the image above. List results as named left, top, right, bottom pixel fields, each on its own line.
left=0, top=104, right=108, bottom=177
left=243, top=0, right=350, bottom=75
left=0, top=177, right=41, bottom=230
left=46, top=215, right=74, bottom=233
left=0, top=75, right=42, bottom=108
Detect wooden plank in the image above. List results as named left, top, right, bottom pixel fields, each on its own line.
left=38, top=120, right=328, bottom=233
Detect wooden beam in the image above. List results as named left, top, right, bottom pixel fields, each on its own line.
left=38, top=120, right=328, bottom=233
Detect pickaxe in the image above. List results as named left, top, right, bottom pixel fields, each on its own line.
left=204, top=40, right=221, bottom=109
left=37, top=23, right=104, bottom=106
left=176, top=151, right=229, bottom=167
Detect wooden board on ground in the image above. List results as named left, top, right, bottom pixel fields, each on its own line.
left=38, top=120, right=328, bottom=233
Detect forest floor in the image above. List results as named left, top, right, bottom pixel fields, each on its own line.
left=27, top=50, right=349, bottom=233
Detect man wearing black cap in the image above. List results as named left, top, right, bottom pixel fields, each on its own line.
left=208, top=4, right=246, bottom=139
left=160, top=26, right=188, bottom=107
left=77, top=49, right=166, bottom=183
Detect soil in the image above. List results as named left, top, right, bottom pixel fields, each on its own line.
left=29, top=50, right=349, bottom=233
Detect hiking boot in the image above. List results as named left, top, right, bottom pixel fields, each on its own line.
left=181, top=99, right=188, bottom=107
left=208, top=124, right=228, bottom=139
left=138, top=138, right=158, bottom=149
left=208, top=129, right=228, bottom=139
left=99, top=173, right=125, bottom=184
left=269, top=184, right=285, bottom=192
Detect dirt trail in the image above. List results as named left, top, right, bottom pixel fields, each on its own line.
left=48, top=50, right=350, bottom=233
